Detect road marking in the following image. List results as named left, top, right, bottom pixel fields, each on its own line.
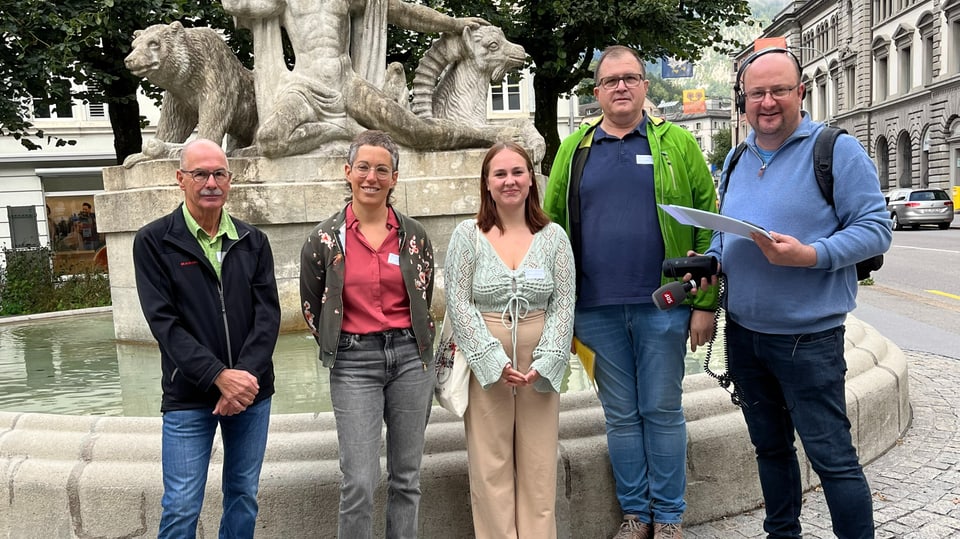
left=892, top=245, right=960, bottom=255
left=866, top=284, right=960, bottom=313
left=926, top=290, right=960, bottom=301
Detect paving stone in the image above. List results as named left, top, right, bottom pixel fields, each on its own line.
left=686, top=352, right=960, bottom=537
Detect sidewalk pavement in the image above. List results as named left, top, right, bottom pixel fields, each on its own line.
left=686, top=351, right=960, bottom=538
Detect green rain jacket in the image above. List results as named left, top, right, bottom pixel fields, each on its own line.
left=543, top=115, right=719, bottom=311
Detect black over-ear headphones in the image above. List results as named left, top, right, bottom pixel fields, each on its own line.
left=734, top=47, right=804, bottom=114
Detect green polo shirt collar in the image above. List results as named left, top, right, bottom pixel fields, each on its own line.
left=181, top=204, right=239, bottom=279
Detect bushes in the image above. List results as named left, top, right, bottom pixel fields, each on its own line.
left=0, top=247, right=111, bottom=315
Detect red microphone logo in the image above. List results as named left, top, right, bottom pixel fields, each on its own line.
left=662, top=291, right=676, bottom=305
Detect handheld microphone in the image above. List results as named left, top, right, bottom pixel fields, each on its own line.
left=651, top=280, right=696, bottom=310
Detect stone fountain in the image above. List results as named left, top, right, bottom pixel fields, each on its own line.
left=0, top=3, right=912, bottom=537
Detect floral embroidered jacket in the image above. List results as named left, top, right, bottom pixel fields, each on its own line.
left=300, top=204, right=436, bottom=368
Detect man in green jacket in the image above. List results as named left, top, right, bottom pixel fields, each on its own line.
left=544, top=45, right=717, bottom=539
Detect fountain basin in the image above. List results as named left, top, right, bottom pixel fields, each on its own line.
left=0, top=315, right=909, bottom=538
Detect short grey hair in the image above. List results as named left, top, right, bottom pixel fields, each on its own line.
left=344, top=130, right=399, bottom=205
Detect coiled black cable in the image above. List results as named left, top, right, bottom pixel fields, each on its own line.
left=702, top=273, right=746, bottom=407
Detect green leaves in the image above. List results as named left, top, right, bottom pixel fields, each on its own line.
left=708, top=126, right=732, bottom=171
left=0, top=0, right=251, bottom=161
left=434, top=0, right=751, bottom=165
left=0, top=247, right=110, bottom=315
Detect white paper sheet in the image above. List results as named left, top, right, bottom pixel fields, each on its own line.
left=658, top=204, right=774, bottom=241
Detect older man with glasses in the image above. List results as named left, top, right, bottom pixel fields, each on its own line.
left=544, top=45, right=718, bottom=539
left=133, top=138, right=281, bottom=538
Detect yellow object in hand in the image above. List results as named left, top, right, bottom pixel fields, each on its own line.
left=573, top=337, right=596, bottom=383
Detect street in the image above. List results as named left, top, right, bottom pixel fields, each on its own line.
left=853, top=223, right=960, bottom=359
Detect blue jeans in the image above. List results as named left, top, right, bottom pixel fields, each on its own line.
left=330, top=329, right=434, bottom=539
left=574, top=304, right=690, bottom=525
left=159, top=397, right=272, bottom=539
left=726, top=319, right=874, bottom=539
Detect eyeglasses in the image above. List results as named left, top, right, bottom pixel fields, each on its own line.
left=745, top=84, right=799, bottom=103
left=351, top=163, right=394, bottom=180
left=180, top=169, right=233, bottom=184
left=597, top=73, right=645, bottom=90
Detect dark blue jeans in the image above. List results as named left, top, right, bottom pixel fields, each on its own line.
left=726, top=319, right=874, bottom=539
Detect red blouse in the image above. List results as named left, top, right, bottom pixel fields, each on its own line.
left=340, top=205, right=412, bottom=334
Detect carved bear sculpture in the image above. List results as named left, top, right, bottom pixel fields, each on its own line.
left=123, top=21, right=257, bottom=167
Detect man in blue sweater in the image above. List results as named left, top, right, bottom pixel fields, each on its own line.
left=707, top=48, right=891, bottom=538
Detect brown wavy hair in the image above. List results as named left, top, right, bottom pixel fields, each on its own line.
left=476, top=142, right=551, bottom=234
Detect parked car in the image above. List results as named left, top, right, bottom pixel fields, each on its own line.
left=885, top=188, right=954, bottom=230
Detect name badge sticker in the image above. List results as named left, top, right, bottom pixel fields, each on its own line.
left=525, top=268, right=546, bottom=280
left=388, top=253, right=401, bottom=266
left=636, top=154, right=654, bottom=165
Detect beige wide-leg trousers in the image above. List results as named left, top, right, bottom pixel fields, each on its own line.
left=464, top=310, right=560, bottom=539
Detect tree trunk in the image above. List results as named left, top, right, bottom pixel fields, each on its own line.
left=533, top=73, right=562, bottom=176
left=107, top=76, right=143, bottom=166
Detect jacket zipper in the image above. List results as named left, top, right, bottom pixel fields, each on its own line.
left=661, top=151, right=678, bottom=191
left=747, top=145, right=769, bottom=177
left=218, top=231, right=249, bottom=368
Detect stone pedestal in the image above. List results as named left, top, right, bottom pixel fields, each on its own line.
left=97, top=150, right=488, bottom=342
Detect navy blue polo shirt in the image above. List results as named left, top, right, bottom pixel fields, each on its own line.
left=577, top=116, right=665, bottom=307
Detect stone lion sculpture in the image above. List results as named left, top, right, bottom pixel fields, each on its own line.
left=122, top=21, right=258, bottom=167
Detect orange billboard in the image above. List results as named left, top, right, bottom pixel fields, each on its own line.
left=683, top=89, right=707, bottom=114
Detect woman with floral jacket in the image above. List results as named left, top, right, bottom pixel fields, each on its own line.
left=300, top=130, right=435, bottom=539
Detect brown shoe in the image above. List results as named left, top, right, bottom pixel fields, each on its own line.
left=654, top=522, right=683, bottom=539
left=613, top=515, right=652, bottom=539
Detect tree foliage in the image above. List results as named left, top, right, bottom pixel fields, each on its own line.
left=436, top=0, right=754, bottom=171
left=708, top=126, right=732, bottom=171
left=0, top=247, right=110, bottom=315
left=1, top=0, right=752, bottom=169
left=0, top=0, right=251, bottom=163
left=645, top=72, right=684, bottom=110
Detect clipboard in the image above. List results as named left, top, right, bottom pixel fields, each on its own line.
left=658, top=204, right=773, bottom=241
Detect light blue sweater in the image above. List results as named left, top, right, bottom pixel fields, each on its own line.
left=706, top=115, right=892, bottom=334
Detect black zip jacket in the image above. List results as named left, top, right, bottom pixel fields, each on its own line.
left=133, top=205, right=280, bottom=412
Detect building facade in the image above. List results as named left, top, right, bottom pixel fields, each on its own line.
left=0, top=90, right=159, bottom=267
left=739, top=0, right=960, bottom=199
left=661, top=99, right=733, bottom=175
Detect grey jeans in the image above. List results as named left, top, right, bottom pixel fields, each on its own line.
left=330, top=328, right=435, bottom=539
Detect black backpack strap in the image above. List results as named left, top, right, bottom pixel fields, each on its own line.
left=812, top=126, right=883, bottom=279
left=813, top=126, right=846, bottom=207
left=720, top=142, right=749, bottom=205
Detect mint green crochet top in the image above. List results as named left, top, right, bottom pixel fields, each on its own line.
left=443, top=219, right=575, bottom=392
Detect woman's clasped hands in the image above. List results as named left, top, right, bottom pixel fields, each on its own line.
left=501, top=362, right=540, bottom=387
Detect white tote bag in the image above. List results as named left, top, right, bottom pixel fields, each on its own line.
left=434, top=311, right=470, bottom=417
left=434, top=223, right=479, bottom=417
